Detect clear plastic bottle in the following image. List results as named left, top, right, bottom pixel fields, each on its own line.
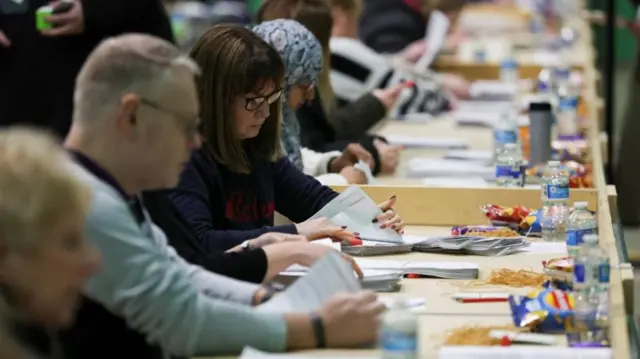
left=495, top=143, right=524, bottom=188
left=570, top=234, right=609, bottom=345
left=540, top=161, right=570, bottom=241
left=556, top=96, right=579, bottom=139
left=566, top=202, right=597, bottom=259
left=500, top=58, right=519, bottom=85
left=492, top=110, right=518, bottom=162
left=380, top=299, right=418, bottom=359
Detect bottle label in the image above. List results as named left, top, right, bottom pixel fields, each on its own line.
left=598, top=263, right=610, bottom=284
left=495, top=165, right=523, bottom=179
left=544, top=184, right=569, bottom=200
left=380, top=329, right=417, bottom=353
left=494, top=130, right=517, bottom=144
left=566, top=228, right=595, bottom=246
left=573, top=263, right=586, bottom=284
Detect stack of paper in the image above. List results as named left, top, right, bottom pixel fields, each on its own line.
left=360, top=269, right=404, bottom=292
left=354, top=258, right=479, bottom=279
left=407, top=158, right=495, bottom=179
left=384, top=134, right=469, bottom=149
left=469, top=81, right=517, bottom=101
left=342, top=240, right=414, bottom=256
left=452, top=111, right=498, bottom=127
left=258, top=251, right=360, bottom=313
left=412, top=235, right=530, bottom=257
left=310, top=186, right=403, bottom=243
left=443, top=150, right=493, bottom=163
left=438, top=346, right=612, bottom=359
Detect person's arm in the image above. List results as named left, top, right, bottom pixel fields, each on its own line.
left=83, top=193, right=288, bottom=355
left=272, top=157, right=339, bottom=223
left=300, top=147, right=341, bottom=176
left=170, top=162, right=298, bottom=252
left=329, top=94, right=387, bottom=139
left=321, top=136, right=385, bottom=176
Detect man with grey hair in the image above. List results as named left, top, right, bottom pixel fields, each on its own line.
left=60, top=33, right=384, bottom=359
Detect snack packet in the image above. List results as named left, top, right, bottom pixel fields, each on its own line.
left=451, top=225, right=521, bottom=238
left=509, top=288, right=574, bottom=333
left=480, top=204, right=532, bottom=229
left=542, top=257, right=573, bottom=282
left=519, top=209, right=542, bottom=236
left=527, top=161, right=593, bottom=188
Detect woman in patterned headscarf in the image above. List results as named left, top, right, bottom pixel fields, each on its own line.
left=253, top=19, right=374, bottom=184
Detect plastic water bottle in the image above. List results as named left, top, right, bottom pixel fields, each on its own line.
left=540, top=161, right=570, bottom=242
left=500, top=58, right=519, bottom=85
left=566, top=202, right=597, bottom=260
left=556, top=97, right=579, bottom=139
left=569, top=234, right=609, bottom=346
left=380, top=299, right=418, bottom=359
left=495, top=143, right=524, bottom=188
left=493, top=110, right=518, bottom=162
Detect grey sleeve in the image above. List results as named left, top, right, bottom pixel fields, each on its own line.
left=150, top=225, right=259, bottom=305
left=83, top=191, right=288, bottom=356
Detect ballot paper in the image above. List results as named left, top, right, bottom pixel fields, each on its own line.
left=412, top=235, right=530, bottom=257
left=452, top=111, right=499, bottom=128
left=310, top=186, right=403, bottom=244
left=469, top=81, right=518, bottom=101
left=277, top=266, right=404, bottom=293
left=258, top=251, right=360, bottom=313
left=525, top=241, right=567, bottom=254
left=342, top=240, right=414, bottom=256
left=384, top=134, right=469, bottom=149
left=414, top=10, right=450, bottom=71
left=456, top=101, right=514, bottom=112
left=354, top=160, right=376, bottom=184
left=443, top=150, right=493, bottom=163
left=354, top=258, right=479, bottom=279
left=407, top=158, right=495, bottom=179
left=437, top=346, right=612, bottom=359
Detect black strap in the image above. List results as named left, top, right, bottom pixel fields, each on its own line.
left=310, top=313, right=326, bottom=348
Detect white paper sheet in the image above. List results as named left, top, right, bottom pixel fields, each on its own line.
left=469, top=81, right=518, bottom=98
left=258, top=251, right=360, bottom=313
left=438, top=346, right=612, bottom=359
left=414, top=10, right=450, bottom=71
left=407, top=158, right=494, bottom=179
left=240, top=347, right=376, bottom=359
left=379, top=297, right=426, bottom=310
left=443, top=150, right=493, bottom=162
left=421, top=177, right=489, bottom=188
left=310, top=186, right=403, bottom=243
left=354, top=160, right=376, bottom=184
left=385, top=134, right=468, bottom=149
left=525, top=241, right=568, bottom=254
left=355, top=258, right=479, bottom=271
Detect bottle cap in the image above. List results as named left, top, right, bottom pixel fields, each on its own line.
left=574, top=202, right=588, bottom=209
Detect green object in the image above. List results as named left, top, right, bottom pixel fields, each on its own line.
left=35, top=6, right=53, bottom=31
left=248, top=0, right=263, bottom=14
left=589, top=0, right=637, bottom=64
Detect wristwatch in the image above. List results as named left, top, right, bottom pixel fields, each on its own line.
left=240, top=240, right=253, bottom=252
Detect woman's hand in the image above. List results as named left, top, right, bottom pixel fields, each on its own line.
left=374, top=195, right=405, bottom=235
left=372, top=83, right=406, bottom=110
left=330, top=143, right=374, bottom=173
left=0, top=30, right=11, bottom=47
left=340, top=166, right=368, bottom=184
left=440, top=73, right=471, bottom=100
left=295, top=217, right=358, bottom=242
left=401, top=39, right=427, bottom=64
left=373, top=139, right=402, bottom=174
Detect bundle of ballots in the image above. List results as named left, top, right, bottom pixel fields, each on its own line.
left=413, top=234, right=530, bottom=257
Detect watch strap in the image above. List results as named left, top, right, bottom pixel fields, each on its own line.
left=310, top=312, right=327, bottom=348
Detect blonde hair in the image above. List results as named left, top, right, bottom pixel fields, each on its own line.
left=73, top=33, right=200, bottom=125
left=0, top=127, right=91, bottom=250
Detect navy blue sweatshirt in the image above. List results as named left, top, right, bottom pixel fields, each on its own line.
left=170, top=150, right=339, bottom=252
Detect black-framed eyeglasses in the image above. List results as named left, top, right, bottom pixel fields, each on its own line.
left=139, top=97, right=200, bottom=139
left=245, top=88, right=284, bottom=111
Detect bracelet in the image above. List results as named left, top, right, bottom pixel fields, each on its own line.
left=309, top=312, right=326, bottom=348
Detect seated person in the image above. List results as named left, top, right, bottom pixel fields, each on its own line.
left=143, top=190, right=362, bottom=283
left=60, top=33, right=384, bottom=359
left=0, top=128, right=100, bottom=358
left=171, top=22, right=405, bottom=253
left=330, top=0, right=452, bottom=116
left=257, top=0, right=404, bottom=175
left=359, top=0, right=471, bottom=99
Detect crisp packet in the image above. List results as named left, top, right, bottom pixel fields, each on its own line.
left=543, top=257, right=573, bottom=282
left=509, top=288, right=574, bottom=333
left=480, top=204, right=532, bottom=229
left=520, top=209, right=542, bottom=236
left=451, top=225, right=521, bottom=238
left=527, top=161, right=593, bottom=188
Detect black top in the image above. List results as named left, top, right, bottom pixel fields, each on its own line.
left=297, top=91, right=387, bottom=175
left=8, top=317, right=53, bottom=359
left=0, top=0, right=174, bottom=137
left=170, top=151, right=338, bottom=252
left=358, top=0, right=426, bottom=54
left=142, top=190, right=269, bottom=284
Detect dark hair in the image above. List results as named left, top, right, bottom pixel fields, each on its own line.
left=329, top=0, right=361, bottom=12
left=257, top=0, right=333, bottom=49
left=190, top=25, right=285, bottom=174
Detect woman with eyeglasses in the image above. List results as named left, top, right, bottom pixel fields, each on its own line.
left=170, top=22, right=405, bottom=252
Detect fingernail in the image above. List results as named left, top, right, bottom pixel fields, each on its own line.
left=380, top=224, right=385, bottom=229
left=391, top=224, right=397, bottom=229
left=341, top=226, right=347, bottom=229
left=353, top=232, right=360, bottom=236
left=390, top=195, right=396, bottom=200
left=372, top=218, right=378, bottom=223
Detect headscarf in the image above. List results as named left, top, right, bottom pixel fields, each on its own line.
left=253, top=19, right=323, bottom=171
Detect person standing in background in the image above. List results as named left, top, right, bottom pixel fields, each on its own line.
left=616, top=0, right=640, bottom=226
left=0, top=0, right=173, bottom=138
